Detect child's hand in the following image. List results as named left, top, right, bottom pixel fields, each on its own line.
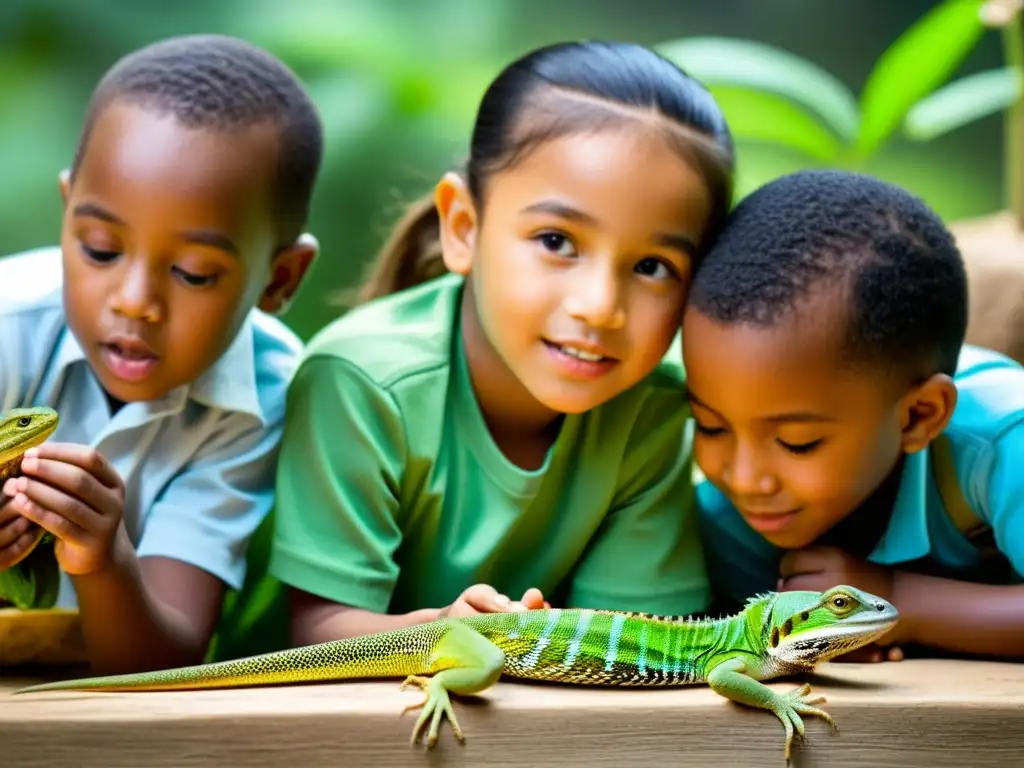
left=777, top=545, right=895, bottom=602
left=0, top=443, right=126, bottom=576
left=777, top=545, right=907, bottom=651
left=439, top=584, right=550, bottom=618
left=828, top=643, right=905, bottom=664
left=0, top=497, right=44, bottom=571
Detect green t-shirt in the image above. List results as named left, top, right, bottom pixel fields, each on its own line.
left=267, top=273, right=709, bottom=616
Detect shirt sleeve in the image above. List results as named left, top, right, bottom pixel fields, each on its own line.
left=267, top=355, right=407, bottom=612
left=134, top=406, right=284, bottom=591
left=977, top=424, right=1024, bottom=578
left=561, top=391, right=711, bottom=616
left=695, top=480, right=782, bottom=611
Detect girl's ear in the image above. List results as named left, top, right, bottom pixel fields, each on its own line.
left=435, top=172, right=478, bottom=275
left=899, top=373, right=957, bottom=453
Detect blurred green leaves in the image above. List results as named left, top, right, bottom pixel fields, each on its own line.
left=905, top=65, right=1022, bottom=139
left=0, top=0, right=1010, bottom=343
left=659, top=36, right=859, bottom=145
left=856, top=0, right=988, bottom=155
left=658, top=0, right=993, bottom=169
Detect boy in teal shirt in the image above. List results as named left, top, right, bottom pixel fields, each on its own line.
left=0, top=34, right=322, bottom=673
left=683, top=170, right=1023, bottom=661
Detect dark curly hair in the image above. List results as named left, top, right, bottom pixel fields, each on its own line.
left=72, top=34, right=323, bottom=244
left=688, top=169, right=968, bottom=377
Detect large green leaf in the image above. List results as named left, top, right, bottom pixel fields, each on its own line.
left=709, top=85, right=843, bottom=162
left=856, top=0, right=987, bottom=157
left=657, top=36, right=859, bottom=142
left=904, top=66, right=1022, bottom=140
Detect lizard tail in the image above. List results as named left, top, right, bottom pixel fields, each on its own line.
left=15, top=622, right=449, bottom=694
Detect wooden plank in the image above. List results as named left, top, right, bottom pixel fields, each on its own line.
left=2, top=659, right=1022, bottom=767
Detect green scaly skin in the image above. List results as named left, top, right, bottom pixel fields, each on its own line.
left=16, top=585, right=898, bottom=764
left=0, top=406, right=60, bottom=608
left=0, top=406, right=60, bottom=487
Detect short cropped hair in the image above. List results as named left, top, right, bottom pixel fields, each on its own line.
left=72, top=34, right=323, bottom=244
left=688, top=169, right=968, bottom=377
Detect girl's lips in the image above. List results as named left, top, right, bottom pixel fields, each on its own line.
left=542, top=340, right=619, bottom=380
left=743, top=509, right=801, bottom=534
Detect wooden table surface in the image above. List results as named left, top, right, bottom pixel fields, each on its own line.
left=2, top=659, right=1023, bottom=767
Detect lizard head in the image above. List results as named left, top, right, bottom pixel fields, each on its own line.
left=0, top=407, right=60, bottom=463
left=761, top=585, right=899, bottom=668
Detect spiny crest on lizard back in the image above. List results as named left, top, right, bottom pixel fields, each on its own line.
left=762, top=585, right=899, bottom=668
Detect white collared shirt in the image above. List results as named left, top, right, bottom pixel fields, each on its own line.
left=0, top=246, right=303, bottom=608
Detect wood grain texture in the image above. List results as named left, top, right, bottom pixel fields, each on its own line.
left=2, top=659, right=1023, bottom=767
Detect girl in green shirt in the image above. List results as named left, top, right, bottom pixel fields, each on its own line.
left=269, top=40, right=736, bottom=645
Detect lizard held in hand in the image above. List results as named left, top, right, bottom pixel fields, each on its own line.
left=0, top=406, right=60, bottom=608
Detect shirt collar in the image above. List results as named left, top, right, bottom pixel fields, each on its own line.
left=867, top=447, right=932, bottom=564
left=188, top=316, right=264, bottom=423
left=45, top=314, right=264, bottom=424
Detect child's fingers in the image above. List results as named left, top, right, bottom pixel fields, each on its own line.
left=0, top=498, right=20, bottom=526
left=519, top=587, right=547, bottom=610
left=0, top=514, right=33, bottom=549
left=831, top=645, right=883, bottom=663
left=0, top=527, right=45, bottom=571
left=5, top=478, right=103, bottom=535
left=462, top=583, right=515, bottom=613
left=24, top=443, right=122, bottom=489
left=17, top=457, right=117, bottom=515
left=8, top=491, right=88, bottom=544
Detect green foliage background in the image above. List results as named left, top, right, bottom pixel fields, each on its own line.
left=0, top=0, right=1007, bottom=343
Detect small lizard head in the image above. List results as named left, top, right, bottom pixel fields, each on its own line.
left=762, top=585, right=899, bottom=668
left=0, top=407, right=60, bottom=464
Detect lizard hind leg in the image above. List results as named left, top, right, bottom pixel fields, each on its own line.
left=706, top=657, right=837, bottom=766
left=398, top=620, right=506, bottom=749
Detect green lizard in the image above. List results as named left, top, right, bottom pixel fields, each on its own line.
left=0, top=406, right=61, bottom=609
left=16, top=585, right=897, bottom=763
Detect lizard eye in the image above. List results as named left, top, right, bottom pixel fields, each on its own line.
left=16, top=417, right=31, bottom=428
left=831, top=596, right=849, bottom=610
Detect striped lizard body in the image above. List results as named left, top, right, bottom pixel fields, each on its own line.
left=16, top=585, right=899, bottom=765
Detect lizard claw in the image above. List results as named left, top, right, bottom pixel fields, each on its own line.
left=398, top=674, right=465, bottom=748
left=399, top=675, right=433, bottom=719
left=774, top=683, right=838, bottom=765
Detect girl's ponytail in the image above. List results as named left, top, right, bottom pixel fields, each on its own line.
left=357, top=193, right=448, bottom=303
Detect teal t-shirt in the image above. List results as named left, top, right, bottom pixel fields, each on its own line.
left=267, top=273, right=709, bottom=617
left=698, top=344, right=1024, bottom=610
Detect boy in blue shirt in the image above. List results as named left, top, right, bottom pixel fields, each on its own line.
left=0, top=34, right=322, bottom=673
left=683, top=169, right=1023, bottom=661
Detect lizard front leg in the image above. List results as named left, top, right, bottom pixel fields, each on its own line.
left=706, top=657, right=837, bottom=766
left=400, top=620, right=506, bottom=748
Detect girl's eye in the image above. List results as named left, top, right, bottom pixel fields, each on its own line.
left=695, top=422, right=725, bottom=437
left=634, top=256, right=676, bottom=281
left=778, top=438, right=823, bottom=456
left=535, top=232, right=576, bottom=258
left=81, top=244, right=120, bottom=263
left=172, top=266, right=220, bottom=287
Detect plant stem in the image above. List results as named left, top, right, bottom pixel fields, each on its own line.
left=1003, top=8, right=1024, bottom=226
